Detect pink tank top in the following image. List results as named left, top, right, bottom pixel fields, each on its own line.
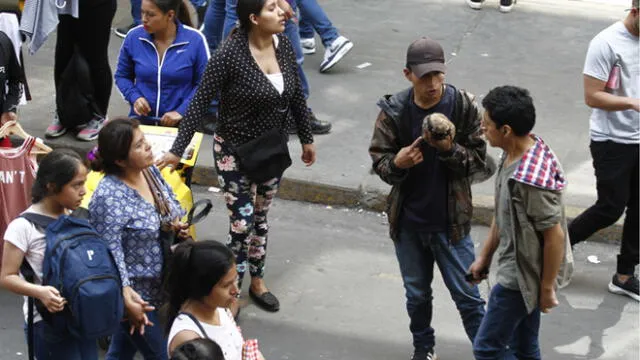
left=0, top=137, right=37, bottom=268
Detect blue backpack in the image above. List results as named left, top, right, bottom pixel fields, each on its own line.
left=20, top=213, right=124, bottom=341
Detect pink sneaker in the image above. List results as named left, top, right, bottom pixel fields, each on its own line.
left=77, top=115, right=106, bottom=141
left=45, top=113, right=67, bottom=138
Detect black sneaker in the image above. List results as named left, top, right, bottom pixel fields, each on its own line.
left=289, top=112, right=332, bottom=135
left=500, top=0, right=516, bottom=13
left=309, top=112, right=331, bottom=135
left=608, top=274, right=640, bottom=301
left=411, top=348, right=437, bottom=360
left=465, top=0, right=483, bottom=10
left=115, top=23, right=136, bottom=38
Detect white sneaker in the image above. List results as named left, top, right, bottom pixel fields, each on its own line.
left=466, top=0, right=483, bottom=9
left=319, top=36, right=353, bottom=73
left=500, top=0, right=516, bottom=13
left=300, top=37, right=316, bottom=55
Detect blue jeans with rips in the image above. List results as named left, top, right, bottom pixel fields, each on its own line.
left=394, top=230, right=485, bottom=352
left=473, top=284, right=541, bottom=360
left=297, top=0, right=339, bottom=47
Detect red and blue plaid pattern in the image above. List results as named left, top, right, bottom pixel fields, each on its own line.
left=512, top=135, right=566, bottom=191
left=242, top=339, right=260, bottom=360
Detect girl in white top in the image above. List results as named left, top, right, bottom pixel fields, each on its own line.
left=165, top=240, right=264, bottom=360
left=0, top=149, right=94, bottom=360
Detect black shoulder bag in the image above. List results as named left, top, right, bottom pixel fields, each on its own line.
left=234, top=128, right=292, bottom=184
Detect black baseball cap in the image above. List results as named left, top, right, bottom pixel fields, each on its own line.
left=406, top=37, right=446, bottom=78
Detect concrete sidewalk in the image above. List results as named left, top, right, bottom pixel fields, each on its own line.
left=15, top=0, right=629, bottom=241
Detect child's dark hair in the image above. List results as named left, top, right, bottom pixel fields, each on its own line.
left=164, top=240, right=235, bottom=334
left=32, top=148, right=84, bottom=203
left=481, top=85, right=536, bottom=137
left=90, top=117, right=140, bottom=176
left=171, top=338, right=224, bottom=360
left=236, top=0, right=267, bottom=32
left=149, top=0, right=193, bottom=27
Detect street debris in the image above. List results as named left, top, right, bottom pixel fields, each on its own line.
left=587, top=255, right=601, bottom=264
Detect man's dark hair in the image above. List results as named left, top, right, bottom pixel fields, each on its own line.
left=481, top=85, right=536, bottom=136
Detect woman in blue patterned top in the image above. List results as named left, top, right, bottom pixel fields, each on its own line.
left=89, top=118, right=187, bottom=360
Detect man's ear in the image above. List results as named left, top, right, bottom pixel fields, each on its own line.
left=403, top=68, right=412, bottom=81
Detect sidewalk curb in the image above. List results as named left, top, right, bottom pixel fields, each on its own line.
left=192, top=163, right=623, bottom=245
left=41, top=139, right=622, bottom=245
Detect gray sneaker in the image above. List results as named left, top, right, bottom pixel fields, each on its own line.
left=76, top=115, right=106, bottom=141
left=45, top=113, right=66, bottom=138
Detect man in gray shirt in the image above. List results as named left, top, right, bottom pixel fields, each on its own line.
left=569, top=0, right=639, bottom=301
left=469, top=86, right=568, bottom=359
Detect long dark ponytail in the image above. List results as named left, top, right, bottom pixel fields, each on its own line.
left=164, top=240, right=235, bottom=334
left=151, top=0, right=193, bottom=27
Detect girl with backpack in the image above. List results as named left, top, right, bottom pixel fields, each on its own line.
left=165, top=240, right=264, bottom=360
left=0, top=149, right=95, bottom=359
left=88, top=117, right=188, bottom=360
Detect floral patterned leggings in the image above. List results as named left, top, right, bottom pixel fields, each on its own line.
left=214, top=134, right=281, bottom=282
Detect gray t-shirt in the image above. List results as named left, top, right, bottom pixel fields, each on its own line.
left=495, top=159, right=520, bottom=290
left=583, top=21, right=639, bottom=144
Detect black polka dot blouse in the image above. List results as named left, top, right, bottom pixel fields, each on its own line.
left=169, top=29, right=314, bottom=157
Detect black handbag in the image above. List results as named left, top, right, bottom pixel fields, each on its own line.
left=234, top=128, right=292, bottom=183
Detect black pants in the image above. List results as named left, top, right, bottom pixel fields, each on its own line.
left=569, top=140, right=639, bottom=275
left=54, top=0, right=117, bottom=117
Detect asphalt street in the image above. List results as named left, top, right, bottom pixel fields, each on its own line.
left=0, top=187, right=637, bottom=359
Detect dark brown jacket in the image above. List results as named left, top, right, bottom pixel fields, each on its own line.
left=368, top=86, right=495, bottom=243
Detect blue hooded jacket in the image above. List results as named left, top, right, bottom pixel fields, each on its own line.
left=115, top=22, right=210, bottom=118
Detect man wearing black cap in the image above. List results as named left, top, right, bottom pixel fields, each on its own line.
left=369, top=37, right=494, bottom=360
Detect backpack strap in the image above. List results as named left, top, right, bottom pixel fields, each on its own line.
left=18, top=213, right=56, bottom=360
left=20, top=213, right=56, bottom=229
left=178, top=312, right=210, bottom=340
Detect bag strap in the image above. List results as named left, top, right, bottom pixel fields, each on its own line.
left=178, top=312, right=210, bottom=340
left=27, top=295, right=34, bottom=360
left=18, top=213, right=56, bottom=360
left=143, top=168, right=170, bottom=217
left=187, top=199, right=213, bottom=226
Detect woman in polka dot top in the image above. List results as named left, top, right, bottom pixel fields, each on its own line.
left=158, top=0, right=316, bottom=314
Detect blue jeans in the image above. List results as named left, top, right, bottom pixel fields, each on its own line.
left=473, top=284, right=541, bottom=360
left=202, top=0, right=237, bottom=53
left=283, top=0, right=310, bottom=101
left=394, top=230, right=485, bottom=351
left=297, top=0, right=339, bottom=47
left=23, top=321, right=98, bottom=360
left=105, top=310, right=168, bottom=360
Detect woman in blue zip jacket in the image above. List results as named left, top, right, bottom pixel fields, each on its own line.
left=115, top=0, right=210, bottom=128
